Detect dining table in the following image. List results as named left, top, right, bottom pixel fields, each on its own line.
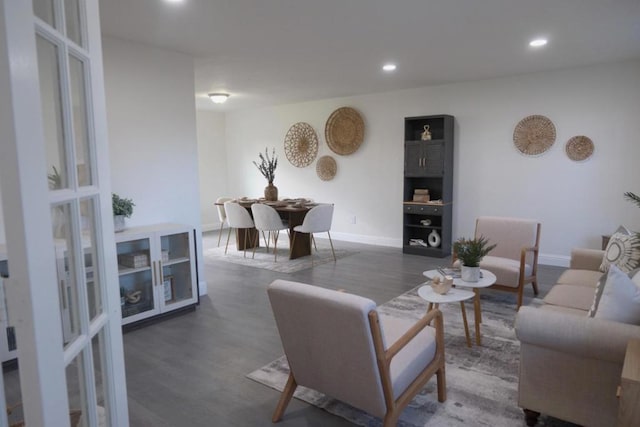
left=216, top=199, right=319, bottom=260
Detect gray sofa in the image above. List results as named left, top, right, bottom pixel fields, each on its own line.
left=515, top=248, right=640, bottom=427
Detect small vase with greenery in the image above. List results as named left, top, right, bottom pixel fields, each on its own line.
left=253, top=147, right=279, bottom=201
left=453, top=235, right=497, bottom=282
left=112, top=193, right=134, bottom=232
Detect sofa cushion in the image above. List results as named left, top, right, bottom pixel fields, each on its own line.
left=600, top=230, right=640, bottom=273
left=592, top=265, right=640, bottom=324
left=543, top=284, right=596, bottom=312
left=478, top=255, right=532, bottom=288
left=556, top=269, right=603, bottom=288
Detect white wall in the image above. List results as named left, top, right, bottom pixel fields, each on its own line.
left=196, top=111, right=227, bottom=231
left=102, top=37, right=207, bottom=293
left=221, top=60, right=640, bottom=266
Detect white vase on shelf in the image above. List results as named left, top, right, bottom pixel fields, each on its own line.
left=427, top=230, right=441, bottom=247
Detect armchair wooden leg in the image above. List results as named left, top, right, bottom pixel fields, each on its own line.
left=436, top=365, right=447, bottom=402
left=252, top=230, right=260, bottom=259
left=516, top=286, right=524, bottom=310
left=523, top=409, right=540, bottom=426
left=272, top=373, right=297, bottom=423
left=273, top=231, right=279, bottom=262
left=383, top=410, right=400, bottom=427
left=531, top=279, right=539, bottom=296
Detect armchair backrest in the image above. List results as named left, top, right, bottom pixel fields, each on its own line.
left=223, top=201, right=255, bottom=229
left=216, top=197, right=233, bottom=222
left=267, top=280, right=387, bottom=417
left=475, top=216, right=540, bottom=261
left=297, top=204, right=334, bottom=233
left=251, top=203, right=285, bottom=231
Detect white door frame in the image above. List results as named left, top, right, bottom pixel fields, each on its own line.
left=0, top=1, right=128, bottom=425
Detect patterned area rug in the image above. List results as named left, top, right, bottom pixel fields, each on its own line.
left=203, top=237, right=356, bottom=273
left=247, top=287, right=577, bottom=426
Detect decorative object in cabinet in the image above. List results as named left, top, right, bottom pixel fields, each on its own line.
left=403, top=115, right=454, bottom=258
left=421, top=125, right=432, bottom=141
left=115, top=223, right=198, bottom=328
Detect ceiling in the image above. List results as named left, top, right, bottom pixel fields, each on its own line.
left=99, top=0, right=640, bottom=112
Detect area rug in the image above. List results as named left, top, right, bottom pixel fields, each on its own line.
left=247, top=287, right=576, bottom=426
left=204, top=237, right=356, bottom=273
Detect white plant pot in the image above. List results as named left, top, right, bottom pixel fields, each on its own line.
left=113, top=215, right=126, bottom=232
left=461, top=265, right=480, bottom=282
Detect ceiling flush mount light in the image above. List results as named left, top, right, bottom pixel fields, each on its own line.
left=529, top=38, right=548, bottom=47
left=382, top=63, right=397, bottom=72
left=208, top=93, right=230, bottom=104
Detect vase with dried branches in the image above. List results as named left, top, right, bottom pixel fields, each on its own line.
left=253, top=147, right=279, bottom=201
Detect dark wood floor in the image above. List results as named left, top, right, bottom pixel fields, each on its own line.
left=124, top=231, right=565, bottom=426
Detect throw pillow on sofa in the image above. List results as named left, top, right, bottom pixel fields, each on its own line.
left=591, top=265, right=640, bottom=324
left=600, top=229, right=640, bottom=273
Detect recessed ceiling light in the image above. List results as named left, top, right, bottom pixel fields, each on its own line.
left=382, top=63, right=397, bottom=72
left=208, top=93, right=230, bottom=104
left=529, top=38, right=548, bottom=47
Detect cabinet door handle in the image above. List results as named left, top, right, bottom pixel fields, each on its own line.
left=158, top=261, right=164, bottom=285
left=152, top=261, right=157, bottom=285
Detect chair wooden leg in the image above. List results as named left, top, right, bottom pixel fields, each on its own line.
left=262, top=231, right=269, bottom=252
left=436, top=365, right=447, bottom=402
left=382, top=410, right=400, bottom=427
left=224, top=227, right=232, bottom=254
left=252, top=230, right=259, bottom=259
left=327, top=231, right=336, bottom=261
left=312, top=234, right=318, bottom=252
left=273, top=231, right=279, bottom=262
left=272, top=373, right=297, bottom=423
left=217, top=222, right=224, bottom=247
left=531, top=279, right=539, bottom=296
left=517, top=285, right=524, bottom=310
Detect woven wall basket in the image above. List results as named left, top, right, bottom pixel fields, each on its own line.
left=284, top=122, right=318, bottom=167
left=565, top=135, right=594, bottom=161
left=513, top=115, right=556, bottom=156
left=316, top=155, right=337, bottom=181
left=325, top=107, right=365, bottom=155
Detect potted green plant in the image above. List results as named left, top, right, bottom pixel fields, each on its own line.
left=112, top=193, right=134, bottom=232
left=453, top=235, right=497, bottom=282
left=253, top=147, right=278, bottom=201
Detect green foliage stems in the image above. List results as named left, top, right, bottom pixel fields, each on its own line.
left=253, top=147, right=278, bottom=183
left=453, top=235, right=497, bottom=267
left=112, top=193, right=135, bottom=218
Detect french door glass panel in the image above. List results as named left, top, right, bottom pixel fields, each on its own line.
left=66, top=350, right=89, bottom=427
left=80, top=198, right=102, bottom=322
left=69, top=54, right=92, bottom=187
left=64, top=0, right=83, bottom=46
left=36, top=34, right=68, bottom=190
left=33, top=0, right=56, bottom=27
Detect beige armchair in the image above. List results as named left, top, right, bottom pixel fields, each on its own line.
left=457, top=216, right=541, bottom=309
left=267, top=280, right=446, bottom=426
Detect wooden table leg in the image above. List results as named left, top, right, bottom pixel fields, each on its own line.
left=474, top=289, right=482, bottom=346
left=460, top=301, right=472, bottom=348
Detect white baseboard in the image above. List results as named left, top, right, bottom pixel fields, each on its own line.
left=327, top=232, right=570, bottom=267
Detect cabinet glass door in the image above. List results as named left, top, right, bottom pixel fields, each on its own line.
left=116, top=238, right=157, bottom=323
left=159, top=232, right=195, bottom=310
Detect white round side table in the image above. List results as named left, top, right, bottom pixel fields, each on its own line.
left=417, top=285, right=475, bottom=348
left=423, top=269, right=497, bottom=345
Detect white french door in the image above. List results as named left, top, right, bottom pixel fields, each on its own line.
left=0, top=0, right=128, bottom=426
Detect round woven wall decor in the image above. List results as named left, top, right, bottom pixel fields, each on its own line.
left=325, top=107, right=365, bottom=155
left=513, top=115, right=556, bottom=156
left=284, top=122, right=318, bottom=167
left=565, top=135, right=594, bottom=162
left=316, top=155, right=337, bottom=181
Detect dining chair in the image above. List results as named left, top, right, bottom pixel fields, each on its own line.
left=292, top=204, right=335, bottom=265
left=215, top=196, right=233, bottom=247
left=223, top=201, right=256, bottom=257
left=268, top=279, right=446, bottom=426
left=251, top=203, right=289, bottom=262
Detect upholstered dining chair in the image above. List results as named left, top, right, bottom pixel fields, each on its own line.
left=456, top=216, right=541, bottom=309
left=291, top=204, right=335, bottom=264
left=267, top=280, right=446, bottom=426
left=251, top=204, right=289, bottom=262
left=215, top=197, right=233, bottom=247
left=223, top=201, right=256, bottom=257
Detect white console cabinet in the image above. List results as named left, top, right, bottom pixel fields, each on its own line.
left=115, top=224, right=198, bottom=326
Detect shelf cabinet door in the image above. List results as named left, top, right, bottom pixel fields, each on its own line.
left=156, top=230, right=197, bottom=312
left=116, top=237, right=159, bottom=325
left=422, top=142, right=444, bottom=176
left=404, top=141, right=424, bottom=176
